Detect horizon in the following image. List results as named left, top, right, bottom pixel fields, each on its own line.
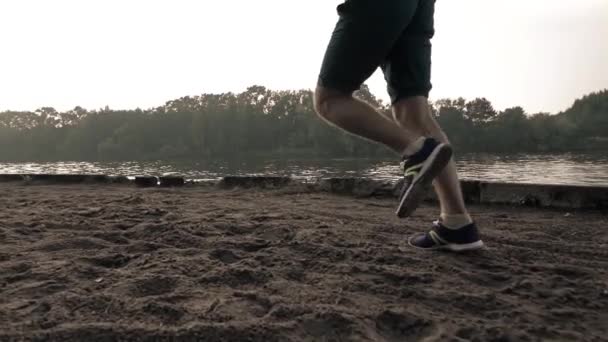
left=2, top=85, right=607, bottom=115
left=1, top=0, right=607, bottom=114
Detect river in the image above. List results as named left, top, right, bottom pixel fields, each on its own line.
left=1, top=153, right=607, bottom=186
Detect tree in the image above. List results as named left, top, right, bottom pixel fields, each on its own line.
left=487, top=107, right=530, bottom=151
left=434, top=98, right=474, bottom=150
left=560, top=89, right=608, bottom=138
left=465, top=98, right=497, bottom=124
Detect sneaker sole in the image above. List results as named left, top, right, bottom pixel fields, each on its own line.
left=406, top=236, right=486, bottom=252
left=396, top=144, right=453, bottom=218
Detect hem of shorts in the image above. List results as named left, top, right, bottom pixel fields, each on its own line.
left=317, top=76, right=361, bottom=94
left=391, top=90, right=431, bottom=104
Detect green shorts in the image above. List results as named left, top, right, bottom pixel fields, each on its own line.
left=318, top=0, right=435, bottom=104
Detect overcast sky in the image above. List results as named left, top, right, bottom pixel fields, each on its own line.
left=1, top=0, right=606, bottom=113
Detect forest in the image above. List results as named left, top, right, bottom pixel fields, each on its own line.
left=1, top=86, right=606, bottom=161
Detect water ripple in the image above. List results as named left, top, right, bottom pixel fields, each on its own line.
left=1, top=153, right=607, bottom=186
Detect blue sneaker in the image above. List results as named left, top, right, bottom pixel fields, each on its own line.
left=396, top=137, right=453, bottom=218
left=408, top=221, right=485, bottom=251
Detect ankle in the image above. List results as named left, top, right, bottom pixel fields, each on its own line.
left=440, top=213, right=473, bottom=230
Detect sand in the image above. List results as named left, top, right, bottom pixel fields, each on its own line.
left=0, top=183, right=607, bottom=341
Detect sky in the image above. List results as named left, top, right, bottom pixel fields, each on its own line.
left=1, top=0, right=606, bottom=114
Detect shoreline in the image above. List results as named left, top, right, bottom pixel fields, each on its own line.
left=1, top=174, right=607, bottom=210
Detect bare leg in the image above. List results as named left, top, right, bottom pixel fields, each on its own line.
left=314, top=86, right=421, bottom=154
left=392, top=96, right=468, bottom=215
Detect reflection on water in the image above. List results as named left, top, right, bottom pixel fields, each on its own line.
left=1, top=153, right=607, bottom=186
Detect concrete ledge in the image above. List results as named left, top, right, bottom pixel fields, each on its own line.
left=109, top=176, right=131, bottom=184
left=317, top=178, right=395, bottom=197
left=0, top=174, right=24, bottom=182
left=1, top=174, right=607, bottom=210
left=477, top=182, right=608, bottom=210
left=460, top=181, right=483, bottom=204
left=220, top=176, right=291, bottom=189
left=134, top=176, right=158, bottom=187
left=159, top=176, right=185, bottom=187
left=24, top=174, right=114, bottom=184
left=311, top=178, right=607, bottom=210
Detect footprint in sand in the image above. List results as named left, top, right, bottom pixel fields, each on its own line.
left=129, top=276, right=178, bottom=297
left=374, top=309, right=437, bottom=342
left=210, top=249, right=241, bottom=264
left=81, top=253, right=132, bottom=269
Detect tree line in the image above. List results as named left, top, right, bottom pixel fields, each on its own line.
left=0, top=86, right=606, bottom=161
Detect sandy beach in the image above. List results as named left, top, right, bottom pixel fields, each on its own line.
left=1, top=183, right=607, bottom=341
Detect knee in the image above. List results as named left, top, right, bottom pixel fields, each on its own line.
left=313, top=86, right=350, bottom=121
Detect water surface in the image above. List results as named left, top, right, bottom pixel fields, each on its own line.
left=1, top=153, right=607, bottom=186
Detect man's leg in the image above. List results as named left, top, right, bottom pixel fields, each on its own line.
left=392, top=97, right=469, bottom=218
left=384, top=0, right=483, bottom=250
left=314, top=0, right=425, bottom=155
left=386, top=0, right=467, bottom=220
left=395, top=99, right=484, bottom=252
left=377, top=0, right=454, bottom=218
